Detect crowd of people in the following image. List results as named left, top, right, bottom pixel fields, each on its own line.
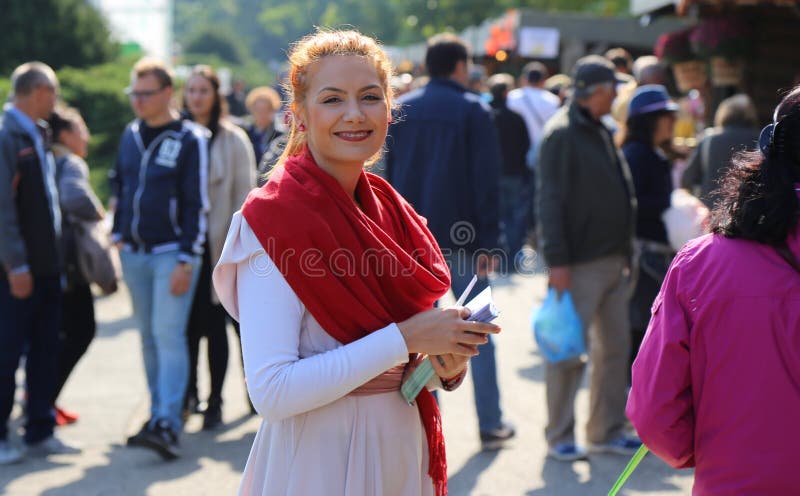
left=0, top=26, right=798, bottom=495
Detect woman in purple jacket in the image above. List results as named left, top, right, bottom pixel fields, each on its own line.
left=628, top=85, right=800, bottom=495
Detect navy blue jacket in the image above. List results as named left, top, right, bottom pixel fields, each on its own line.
left=622, top=140, right=672, bottom=244
left=111, top=119, right=209, bottom=261
left=385, top=78, right=501, bottom=253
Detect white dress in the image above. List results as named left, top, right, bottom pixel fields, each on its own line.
left=213, top=212, right=435, bottom=496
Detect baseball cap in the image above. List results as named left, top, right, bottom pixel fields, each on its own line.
left=572, top=55, right=627, bottom=97
left=628, top=84, right=679, bottom=117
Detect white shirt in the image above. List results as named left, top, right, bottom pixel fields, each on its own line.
left=506, top=86, right=561, bottom=146
left=213, top=211, right=436, bottom=496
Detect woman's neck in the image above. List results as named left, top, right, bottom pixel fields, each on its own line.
left=307, top=147, right=362, bottom=200
left=195, top=113, right=211, bottom=127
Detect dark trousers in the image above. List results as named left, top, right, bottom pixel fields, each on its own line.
left=185, top=249, right=229, bottom=408
left=54, top=283, right=96, bottom=402
left=499, top=175, right=533, bottom=261
left=629, top=245, right=673, bottom=371
left=0, top=275, right=62, bottom=443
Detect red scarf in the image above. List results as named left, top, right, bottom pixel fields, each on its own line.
left=242, top=148, right=452, bottom=495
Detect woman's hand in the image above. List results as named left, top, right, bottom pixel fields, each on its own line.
left=430, top=353, right=469, bottom=380
left=397, top=306, right=500, bottom=357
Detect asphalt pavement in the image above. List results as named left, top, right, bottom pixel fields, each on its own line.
left=0, top=271, right=693, bottom=495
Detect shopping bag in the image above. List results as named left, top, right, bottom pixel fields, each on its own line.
left=531, top=287, right=586, bottom=363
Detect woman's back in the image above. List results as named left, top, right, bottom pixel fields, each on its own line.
left=630, top=226, right=800, bottom=494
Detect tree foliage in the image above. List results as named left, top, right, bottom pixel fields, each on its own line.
left=184, top=28, right=248, bottom=64
left=175, top=0, right=629, bottom=63
left=0, top=0, right=118, bottom=74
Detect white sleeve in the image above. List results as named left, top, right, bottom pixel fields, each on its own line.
left=216, top=213, right=410, bottom=422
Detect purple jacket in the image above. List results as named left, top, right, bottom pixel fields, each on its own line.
left=628, top=189, right=800, bottom=495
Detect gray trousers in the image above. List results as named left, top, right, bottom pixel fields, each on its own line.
left=544, top=254, right=631, bottom=446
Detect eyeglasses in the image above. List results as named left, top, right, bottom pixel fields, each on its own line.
left=125, top=87, right=165, bottom=100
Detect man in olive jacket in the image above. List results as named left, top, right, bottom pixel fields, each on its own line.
left=536, top=56, right=640, bottom=461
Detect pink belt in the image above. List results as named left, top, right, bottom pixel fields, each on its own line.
left=349, top=364, right=405, bottom=396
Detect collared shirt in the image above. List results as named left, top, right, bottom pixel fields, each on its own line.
left=4, top=104, right=61, bottom=239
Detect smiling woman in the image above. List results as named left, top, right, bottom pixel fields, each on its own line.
left=295, top=55, right=390, bottom=192
left=212, top=29, right=501, bottom=496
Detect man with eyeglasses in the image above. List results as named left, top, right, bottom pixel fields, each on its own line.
left=0, top=61, right=82, bottom=464
left=536, top=55, right=640, bottom=461
left=110, top=57, right=209, bottom=460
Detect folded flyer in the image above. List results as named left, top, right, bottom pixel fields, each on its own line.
left=401, top=286, right=499, bottom=404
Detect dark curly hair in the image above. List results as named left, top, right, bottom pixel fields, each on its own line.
left=711, top=85, right=800, bottom=245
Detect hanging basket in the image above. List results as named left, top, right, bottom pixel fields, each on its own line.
left=672, top=60, right=708, bottom=93
left=710, top=57, right=745, bottom=87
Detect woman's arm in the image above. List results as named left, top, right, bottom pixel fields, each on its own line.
left=231, top=126, right=256, bottom=207
left=58, top=155, right=103, bottom=221
left=626, top=256, right=696, bottom=469
left=237, top=253, right=410, bottom=423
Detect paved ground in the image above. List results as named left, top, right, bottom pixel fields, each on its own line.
left=0, top=272, right=694, bottom=495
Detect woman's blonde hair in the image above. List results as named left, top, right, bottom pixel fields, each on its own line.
left=276, top=29, right=395, bottom=169
left=246, top=86, right=281, bottom=113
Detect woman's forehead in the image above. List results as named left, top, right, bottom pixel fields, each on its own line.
left=306, top=55, right=383, bottom=89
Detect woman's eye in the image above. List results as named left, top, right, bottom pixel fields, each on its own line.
left=322, top=96, right=341, bottom=104
left=363, top=94, right=382, bottom=101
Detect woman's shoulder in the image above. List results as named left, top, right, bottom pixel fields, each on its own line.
left=55, top=150, right=90, bottom=177
left=219, top=211, right=266, bottom=260
left=670, top=233, right=780, bottom=294
left=622, top=140, right=654, bottom=156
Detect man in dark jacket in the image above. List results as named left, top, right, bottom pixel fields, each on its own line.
left=536, top=55, right=640, bottom=461
left=111, top=57, right=208, bottom=460
left=386, top=33, right=514, bottom=450
left=680, top=93, right=759, bottom=207
left=488, top=73, right=531, bottom=262
left=0, top=62, right=81, bottom=464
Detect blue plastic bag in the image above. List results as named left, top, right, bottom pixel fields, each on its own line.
left=532, top=288, right=586, bottom=363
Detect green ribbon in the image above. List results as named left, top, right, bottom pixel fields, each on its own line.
left=608, top=444, right=649, bottom=496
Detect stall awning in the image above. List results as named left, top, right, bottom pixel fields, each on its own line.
left=631, top=0, right=679, bottom=16
left=633, top=0, right=799, bottom=16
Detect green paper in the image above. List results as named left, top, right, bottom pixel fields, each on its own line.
left=401, top=357, right=434, bottom=404
left=608, top=444, right=649, bottom=496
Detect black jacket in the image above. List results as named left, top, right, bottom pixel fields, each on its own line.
left=622, top=140, right=672, bottom=244
left=0, top=109, right=61, bottom=277
left=490, top=99, right=531, bottom=178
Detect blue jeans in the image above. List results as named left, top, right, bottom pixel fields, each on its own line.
left=499, top=176, right=532, bottom=261
left=121, top=250, right=200, bottom=432
left=0, top=275, right=62, bottom=443
left=443, top=250, right=504, bottom=433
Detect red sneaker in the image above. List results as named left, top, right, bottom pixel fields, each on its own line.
left=55, top=406, right=79, bottom=426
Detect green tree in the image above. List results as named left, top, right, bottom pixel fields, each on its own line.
left=0, top=0, right=118, bottom=74
left=184, top=28, right=248, bottom=64
left=175, top=0, right=630, bottom=64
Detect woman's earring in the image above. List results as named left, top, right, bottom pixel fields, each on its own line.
left=297, top=123, right=306, bottom=132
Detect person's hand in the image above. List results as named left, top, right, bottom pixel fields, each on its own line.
left=170, top=264, right=193, bottom=296
left=548, top=266, right=571, bottom=293
left=8, top=270, right=33, bottom=299
left=430, top=353, right=469, bottom=380
left=397, top=306, right=500, bottom=357
left=476, top=253, right=500, bottom=278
